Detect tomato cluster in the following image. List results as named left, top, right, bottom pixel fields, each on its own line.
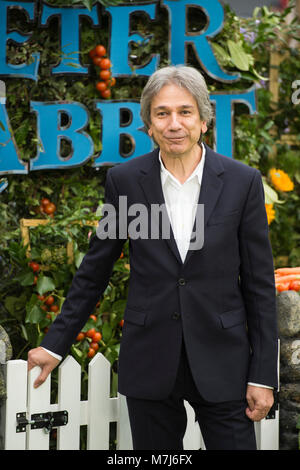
left=89, top=44, right=116, bottom=99
left=40, top=197, right=56, bottom=216
left=29, top=260, right=40, bottom=285
left=37, top=294, right=60, bottom=322
left=76, top=324, right=103, bottom=359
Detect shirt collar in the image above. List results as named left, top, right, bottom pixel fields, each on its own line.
left=159, top=143, right=206, bottom=187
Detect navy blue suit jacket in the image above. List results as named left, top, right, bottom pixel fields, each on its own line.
left=41, top=144, right=278, bottom=402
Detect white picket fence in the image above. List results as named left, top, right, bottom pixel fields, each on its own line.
left=0, top=353, right=279, bottom=450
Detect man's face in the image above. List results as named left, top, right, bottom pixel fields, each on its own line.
left=148, top=83, right=207, bottom=159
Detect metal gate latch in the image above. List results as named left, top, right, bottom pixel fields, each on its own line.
left=16, top=410, right=68, bottom=433
left=265, top=391, right=280, bottom=420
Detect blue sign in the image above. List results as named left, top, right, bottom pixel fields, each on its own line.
left=0, top=0, right=257, bottom=187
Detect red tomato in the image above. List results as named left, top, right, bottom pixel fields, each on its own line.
left=92, top=331, right=102, bottom=342
left=99, top=69, right=111, bottom=81
left=29, top=261, right=40, bottom=272
left=93, top=56, right=102, bottom=66
left=90, top=342, right=99, bottom=351
left=95, top=45, right=106, bottom=57
left=89, top=48, right=97, bottom=58
left=106, top=77, right=116, bottom=87
left=96, top=81, right=107, bottom=92
left=45, top=295, right=55, bottom=306
left=87, top=348, right=96, bottom=358
left=86, top=328, right=96, bottom=338
left=41, top=198, right=50, bottom=206
left=101, top=89, right=111, bottom=99
left=99, top=58, right=111, bottom=70
left=44, top=202, right=56, bottom=215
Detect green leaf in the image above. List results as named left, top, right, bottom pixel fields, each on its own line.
left=42, top=186, right=53, bottom=196
left=4, top=293, right=27, bottom=321
left=102, top=322, right=113, bottom=343
left=74, top=250, right=85, bottom=268
left=16, top=271, right=35, bottom=286
left=65, top=62, right=80, bottom=68
left=253, top=6, right=261, bottom=18
left=25, top=296, right=44, bottom=324
left=72, top=0, right=93, bottom=10
left=22, top=323, right=40, bottom=348
left=36, top=275, right=56, bottom=295
left=249, top=66, right=269, bottom=82
left=111, top=299, right=127, bottom=315
left=227, top=40, right=250, bottom=71
left=71, top=345, right=83, bottom=362
left=212, top=43, right=231, bottom=62
left=262, top=181, right=285, bottom=205
left=100, top=299, right=111, bottom=314
left=82, top=318, right=98, bottom=332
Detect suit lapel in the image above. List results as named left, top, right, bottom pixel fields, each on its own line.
left=183, top=144, right=225, bottom=266
left=138, top=148, right=183, bottom=264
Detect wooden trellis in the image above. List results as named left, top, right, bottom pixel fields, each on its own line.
left=20, top=218, right=99, bottom=263
left=269, top=50, right=299, bottom=153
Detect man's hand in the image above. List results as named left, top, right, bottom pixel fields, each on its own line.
left=245, top=384, right=274, bottom=422
left=27, top=347, right=60, bottom=388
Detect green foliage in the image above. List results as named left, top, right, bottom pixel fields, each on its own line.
left=47, top=0, right=124, bottom=8
left=0, top=2, right=299, bottom=374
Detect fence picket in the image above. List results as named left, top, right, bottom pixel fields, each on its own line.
left=26, top=366, right=51, bottom=450
left=116, top=393, right=133, bottom=450
left=57, top=356, right=81, bottom=450
left=3, top=360, right=27, bottom=450
left=87, top=353, right=111, bottom=450
left=183, top=401, right=203, bottom=450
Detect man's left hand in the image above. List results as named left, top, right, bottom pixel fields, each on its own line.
left=245, top=384, right=274, bottom=422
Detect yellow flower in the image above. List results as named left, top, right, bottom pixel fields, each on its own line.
left=269, top=168, right=294, bottom=192
left=265, top=203, right=275, bottom=225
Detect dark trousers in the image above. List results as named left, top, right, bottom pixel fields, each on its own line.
left=126, top=340, right=256, bottom=450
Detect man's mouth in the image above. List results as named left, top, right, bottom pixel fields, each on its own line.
left=165, top=136, right=186, bottom=142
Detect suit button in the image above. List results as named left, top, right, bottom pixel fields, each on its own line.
left=172, top=312, right=180, bottom=320
left=178, top=278, right=186, bottom=286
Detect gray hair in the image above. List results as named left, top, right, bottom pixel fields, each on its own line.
left=140, top=65, right=214, bottom=131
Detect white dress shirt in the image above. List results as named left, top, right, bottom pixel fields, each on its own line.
left=159, top=144, right=205, bottom=263
left=43, top=143, right=272, bottom=389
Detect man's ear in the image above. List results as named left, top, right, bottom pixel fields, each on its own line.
left=148, top=127, right=153, bottom=137
left=201, top=122, right=208, bottom=134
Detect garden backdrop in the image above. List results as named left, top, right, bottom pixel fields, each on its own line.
left=0, top=0, right=299, bottom=448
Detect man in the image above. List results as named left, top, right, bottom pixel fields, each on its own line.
left=28, top=65, right=278, bottom=450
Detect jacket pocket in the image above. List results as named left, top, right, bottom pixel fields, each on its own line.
left=124, top=308, right=147, bottom=326
left=219, top=308, right=246, bottom=329
left=208, top=210, right=240, bottom=226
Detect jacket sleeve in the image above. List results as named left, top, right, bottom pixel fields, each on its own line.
left=41, top=169, right=126, bottom=357
left=238, top=169, right=278, bottom=389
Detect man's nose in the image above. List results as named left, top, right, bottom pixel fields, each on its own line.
left=168, top=112, right=182, bottom=130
